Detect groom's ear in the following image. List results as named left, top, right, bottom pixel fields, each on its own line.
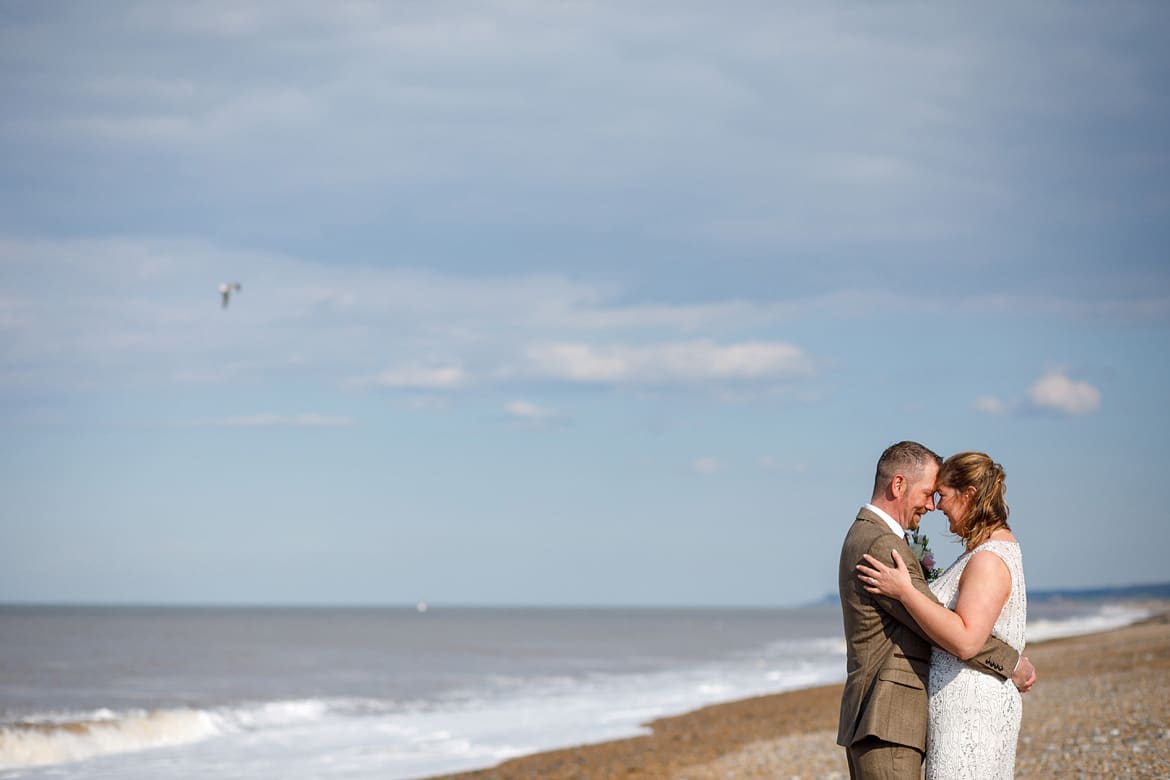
left=890, top=474, right=905, bottom=497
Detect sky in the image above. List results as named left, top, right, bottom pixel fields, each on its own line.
left=1, top=2, right=1168, bottom=607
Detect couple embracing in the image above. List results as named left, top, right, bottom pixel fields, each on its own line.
left=837, top=441, right=1033, bottom=779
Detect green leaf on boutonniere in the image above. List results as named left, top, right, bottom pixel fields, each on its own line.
left=908, top=530, right=944, bottom=582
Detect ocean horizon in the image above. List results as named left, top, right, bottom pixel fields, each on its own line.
left=0, top=598, right=1157, bottom=779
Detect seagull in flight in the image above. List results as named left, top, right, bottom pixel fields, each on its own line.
left=219, top=282, right=242, bottom=309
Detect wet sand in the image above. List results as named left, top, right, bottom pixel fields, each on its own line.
left=428, top=609, right=1170, bottom=779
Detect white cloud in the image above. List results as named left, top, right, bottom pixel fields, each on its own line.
left=974, top=395, right=1009, bottom=416
left=373, top=365, right=467, bottom=390
left=392, top=395, right=453, bottom=413
left=183, top=413, right=355, bottom=428
left=1027, top=370, right=1102, bottom=416
left=525, top=340, right=813, bottom=385
left=0, top=236, right=833, bottom=398
left=504, top=399, right=558, bottom=421
left=692, top=457, right=721, bottom=475
left=975, top=370, right=1103, bottom=418
left=4, top=236, right=1147, bottom=416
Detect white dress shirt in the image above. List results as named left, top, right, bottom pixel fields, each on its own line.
left=864, top=503, right=905, bottom=538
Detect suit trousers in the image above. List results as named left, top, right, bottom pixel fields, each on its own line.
left=846, top=736, right=925, bottom=780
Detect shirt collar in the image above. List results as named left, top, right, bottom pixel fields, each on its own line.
left=865, top=503, right=905, bottom=537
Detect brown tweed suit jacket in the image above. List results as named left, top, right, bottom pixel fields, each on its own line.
left=836, top=507, right=1020, bottom=751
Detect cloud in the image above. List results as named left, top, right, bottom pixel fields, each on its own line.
left=524, top=340, right=813, bottom=386
left=501, top=399, right=567, bottom=429
left=360, top=340, right=815, bottom=395
left=504, top=399, right=558, bottom=421
left=974, top=370, right=1102, bottom=417
left=372, top=365, right=467, bottom=390
left=1, top=0, right=1165, bottom=319
left=973, top=396, right=1009, bottom=416
left=2, top=235, right=1151, bottom=418
left=182, top=413, right=355, bottom=428
left=1027, top=370, right=1102, bottom=416
left=0, top=236, right=832, bottom=399
left=692, top=457, right=721, bottom=475
left=387, top=394, right=454, bottom=413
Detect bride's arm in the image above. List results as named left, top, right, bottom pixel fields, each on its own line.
left=858, top=550, right=1011, bottom=659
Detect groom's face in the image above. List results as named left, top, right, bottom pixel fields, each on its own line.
left=897, top=462, right=939, bottom=531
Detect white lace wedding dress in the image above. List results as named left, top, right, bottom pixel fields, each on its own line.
left=926, top=539, right=1027, bottom=779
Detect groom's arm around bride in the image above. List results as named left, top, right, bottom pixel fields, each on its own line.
left=836, top=442, right=1034, bottom=779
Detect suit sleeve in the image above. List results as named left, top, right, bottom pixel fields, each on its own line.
left=862, top=533, right=1019, bottom=680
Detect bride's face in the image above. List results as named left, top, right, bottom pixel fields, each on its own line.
left=936, top=485, right=972, bottom=535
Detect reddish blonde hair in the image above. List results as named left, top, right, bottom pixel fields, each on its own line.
left=938, top=451, right=1010, bottom=550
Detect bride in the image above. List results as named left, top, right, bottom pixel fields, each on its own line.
left=858, top=452, right=1027, bottom=779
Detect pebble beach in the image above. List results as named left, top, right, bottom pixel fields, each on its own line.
left=430, top=607, right=1170, bottom=780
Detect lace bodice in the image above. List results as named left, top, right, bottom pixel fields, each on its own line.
left=925, top=539, right=1027, bottom=779
left=930, top=539, right=1027, bottom=651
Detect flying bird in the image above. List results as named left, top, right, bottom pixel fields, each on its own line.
left=219, top=282, right=242, bottom=309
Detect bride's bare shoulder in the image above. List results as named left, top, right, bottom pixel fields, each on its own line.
left=989, top=528, right=1018, bottom=544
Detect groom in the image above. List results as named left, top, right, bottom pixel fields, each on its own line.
left=837, top=441, right=1035, bottom=778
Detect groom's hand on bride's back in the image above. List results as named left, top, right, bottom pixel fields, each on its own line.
left=1011, top=655, right=1037, bottom=693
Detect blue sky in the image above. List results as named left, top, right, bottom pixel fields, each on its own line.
left=2, top=2, right=1168, bottom=607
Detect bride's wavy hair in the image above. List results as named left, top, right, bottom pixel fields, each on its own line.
left=938, top=451, right=1010, bottom=550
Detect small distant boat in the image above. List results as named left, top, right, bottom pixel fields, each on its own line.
left=416, top=601, right=428, bottom=614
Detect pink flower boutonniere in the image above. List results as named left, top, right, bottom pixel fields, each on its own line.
left=908, top=530, right=944, bottom=582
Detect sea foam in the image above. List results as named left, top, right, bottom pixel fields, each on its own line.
left=1026, top=603, right=1152, bottom=643
left=0, top=709, right=221, bottom=770
left=0, top=698, right=360, bottom=771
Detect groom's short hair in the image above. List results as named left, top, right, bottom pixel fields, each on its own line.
left=872, top=441, right=942, bottom=497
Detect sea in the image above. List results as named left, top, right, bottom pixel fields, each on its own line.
left=0, top=600, right=1153, bottom=779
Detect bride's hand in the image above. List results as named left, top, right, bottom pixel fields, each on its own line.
left=857, top=550, right=913, bottom=600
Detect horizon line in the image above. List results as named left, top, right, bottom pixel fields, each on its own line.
left=3, top=579, right=1169, bottom=612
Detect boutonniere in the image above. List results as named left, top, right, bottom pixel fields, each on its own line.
left=908, top=530, right=944, bottom=582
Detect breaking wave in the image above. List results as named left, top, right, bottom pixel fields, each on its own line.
left=1026, top=603, right=1153, bottom=643
left=0, top=698, right=344, bottom=771
left=0, top=708, right=220, bottom=770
